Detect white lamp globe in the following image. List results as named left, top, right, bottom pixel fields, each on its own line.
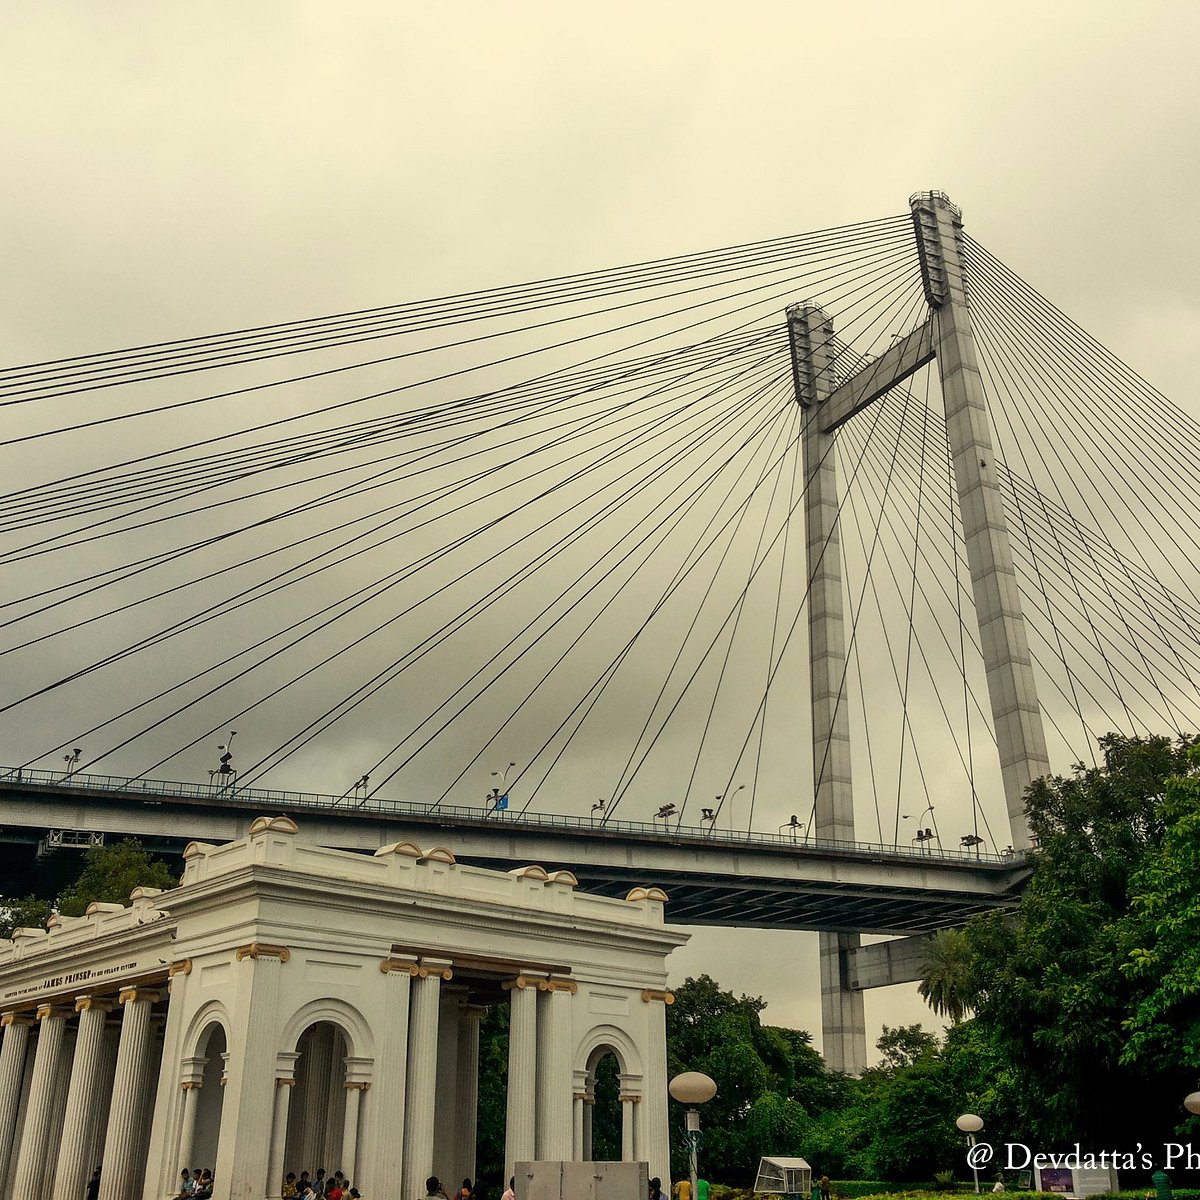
left=1185, top=1092, right=1200, bottom=1116
left=669, top=1072, right=718, bottom=1105
left=956, top=1113, right=984, bottom=1134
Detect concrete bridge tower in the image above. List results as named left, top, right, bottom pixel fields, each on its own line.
left=790, top=193, right=1050, bottom=1073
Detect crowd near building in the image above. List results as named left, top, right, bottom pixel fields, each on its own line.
left=0, top=815, right=687, bottom=1200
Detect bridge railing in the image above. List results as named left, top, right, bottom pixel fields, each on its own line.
left=0, top=764, right=1023, bottom=866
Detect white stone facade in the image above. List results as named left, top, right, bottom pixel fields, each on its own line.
left=0, top=816, right=687, bottom=1200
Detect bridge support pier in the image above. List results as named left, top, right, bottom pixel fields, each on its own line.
left=789, top=303, right=868, bottom=1076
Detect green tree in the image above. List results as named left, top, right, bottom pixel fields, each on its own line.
left=56, top=839, right=178, bottom=916
left=962, top=733, right=1199, bottom=1146
left=666, top=976, right=826, bottom=1184
left=918, top=930, right=975, bottom=1024
left=1121, top=746, right=1200, bottom=1072
left=0, top=895, right=52, bottom=939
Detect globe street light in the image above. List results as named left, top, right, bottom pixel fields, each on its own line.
left=1184, top=1091, right=1200, bottom=1115
left=956, top=1114, right=984, bottom=1194
left=670, top=1071, right=717, bottom=1199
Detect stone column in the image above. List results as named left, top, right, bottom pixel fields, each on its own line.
left=572, top=1093, right=585, bottom=1161
left=455, top=1006, right=485, bottom=1183
left=402, top=959, right=450, bottom=1200
left=52, top=997, right=114, bottom=1200
left=266, top=1053, right=301, bottom=1200
left=619, top=1095, right=636, bottom=1163
left=214, top=944, right=287, bottom=1200
left=178, top=1083, right=203, bottom=1169
left=535, top=981, right=574, bottom=1161
left=503, top=975, right=540, bottom=1177
left=583, top=1093, right=595, bottom=1161
left=99, top=988, right=161, bottom=1200
left=300, top=1025, right=334, bottom=1169
left=363, top=957, right=415, bottom=1198
left=12, top=1004, right=72, bottom=1200
left=638, top=993, right=671, bottom=1188
left=143, top=960, right=193, bottom=1200
left=0, top=1013, right=34, bottom=1181
left=341, top=1083, right=367, bottom=1181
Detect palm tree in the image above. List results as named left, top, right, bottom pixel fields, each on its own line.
left=918, top=928, right=976, bottom=1023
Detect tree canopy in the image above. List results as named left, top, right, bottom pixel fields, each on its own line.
left=0, top=838, right=179, bottom=937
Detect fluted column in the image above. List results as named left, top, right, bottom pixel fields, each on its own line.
left=0, top=1013, right=34, bottom=1181
left=215, top=944, right=287, bottom=1200
left=300, top=1026, right=334, bottom=1168
left=364, top=956, right=415, bottom=1198
left=503, top=974, right=540, bottom=1176
left=266, top=1053, right=301, bottom=1200
left=178, top=1082, right=203, bottom=1169
left=52, top=997, right=114, bottom=1200
left=536, top=980, right=574, bottom=1161
left=143, top=960, right=193, bottom=1200
left=619, top=1092, right=636, bottom=1162
left=582, top=1093, right=594, bottom=1161
left=99, top=988, right=161, bottom=1200
left=455, top=1005, right=485, bottom=1181
left=341, top=1083, right=366, bottom=1181
left=402, top=959, right=450, bottom=1200
left=638, top=994, right=671, bottom=1187
left=12, top=1005, right=72, bottom=1200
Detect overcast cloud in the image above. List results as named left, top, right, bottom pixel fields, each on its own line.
left=2, top=1, right=1198, bottom=1057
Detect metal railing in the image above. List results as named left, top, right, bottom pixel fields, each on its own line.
left=0, top=764, right=1023, bottom=867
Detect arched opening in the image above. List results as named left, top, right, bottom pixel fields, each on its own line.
left=585, top=1047, right=624, bottom=1162
left=284, top=1022, right=350, bottom=1180
left=190, top=1023, right=227, bottom=1172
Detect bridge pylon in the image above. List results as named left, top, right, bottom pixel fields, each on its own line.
left=788, top=301, right=868, bottom=1077
left=789, top=194, right=1051, bottom=1073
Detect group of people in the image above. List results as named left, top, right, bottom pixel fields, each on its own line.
left=648, top=1179, right=710, bottom=1200
left=282, top=1168, right=362, bottom=1200
left=426, top=1178, right=481, bottom=1200
left=170, top=1168, right=216, bottom=1199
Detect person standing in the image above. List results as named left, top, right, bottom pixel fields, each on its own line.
left=86, top=1169, right=101, bottom=1200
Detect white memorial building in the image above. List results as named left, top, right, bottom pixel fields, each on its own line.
left=0, top=816, right=688, bottom=1200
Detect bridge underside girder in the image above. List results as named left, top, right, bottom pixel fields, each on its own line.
left=0, top=781, right=1025, bottom=937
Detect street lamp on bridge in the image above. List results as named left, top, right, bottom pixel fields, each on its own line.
left=779, top=815, right=805, bottom=842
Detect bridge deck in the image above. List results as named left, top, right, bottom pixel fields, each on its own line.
left=0, top=767, right=1028, bottom=935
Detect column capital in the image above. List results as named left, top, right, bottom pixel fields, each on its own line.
left=379, top=955, right=420, bottom=975
left=502, top=974, right=549, bottom=992
left=0, top=1012, right=34, bottom=1027
left=117, top=987, right=161, bottom=1006
left=275, top=1078, right=296, bottom=1088
left=235, top=942, right=291, bottom=963
left=416, top=957, right=453, bottom=980
left=618, top=1094, right=642, bottom=1104
left=640, top=989, right=674, bottom=1004
left=74, top=995, right=115, bottom=1014
left=168, top=958, right=193, bottom=976
left=35, top=1003, right=72, bottom=1021
left=545, top=977, right=577, bottom=994
left=343, top=1080, right=371, bottom=1091
left=180, top=1081, right=204, bottom=1091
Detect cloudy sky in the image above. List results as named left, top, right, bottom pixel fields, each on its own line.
left=3, top=2, right=1199, bottom=1056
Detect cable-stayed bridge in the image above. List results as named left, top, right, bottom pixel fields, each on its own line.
left=2, top=192, right=1198, bottom=1072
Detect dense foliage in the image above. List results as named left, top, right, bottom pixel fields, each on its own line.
left=0, top=838, right=179, bottom=937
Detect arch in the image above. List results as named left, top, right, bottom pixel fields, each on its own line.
left=576, top=1023, right=644, bottom=1079
left=279, top=997, right=376, bottom=1061
left=181, top=999, right=232, bottom=1060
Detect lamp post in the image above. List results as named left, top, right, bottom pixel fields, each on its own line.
left=956, top=1114, right=984, bottom=1194
left=669, top=1071, right=717, bottom=1199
